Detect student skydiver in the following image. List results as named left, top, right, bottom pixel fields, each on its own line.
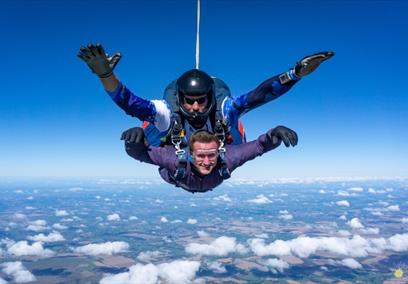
left=78, top=43, right=333, bottom=146
left=121, top=126, right=298, bottom=193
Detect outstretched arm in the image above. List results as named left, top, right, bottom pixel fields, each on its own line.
left=226, top=126, right=298, bottom=172
left=78, top=43, right=171, bottom=131
left=231, top=73, right=299, bottom=117
left=229, top=51, right=334, bottom=117
left=122, top=127, right=177, bottom=169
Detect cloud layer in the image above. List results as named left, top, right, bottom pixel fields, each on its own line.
left=74, top=241, right=129, bottom=256
left=99, top=260, right=200, bottom=284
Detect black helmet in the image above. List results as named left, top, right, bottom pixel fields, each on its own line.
left=176, top=69, right=215, bottom=127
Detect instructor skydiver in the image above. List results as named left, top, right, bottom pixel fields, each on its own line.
left=78, top=43, right=334, bottom=146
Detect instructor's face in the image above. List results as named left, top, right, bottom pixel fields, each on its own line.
left=182, top=94, right=208, bottom=113
left=191, top=141, right=219, bottom=176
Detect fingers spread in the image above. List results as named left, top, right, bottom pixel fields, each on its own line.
left=88, top=43, right=98, bottom=57
left=96, top=43, right=105, bottom=56
left=80, top=47, right=92, bottom=58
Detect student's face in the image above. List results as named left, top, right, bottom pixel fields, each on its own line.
left=191, top=141, right=219, bottom=176
left=182, top=94, right=209, bottom=113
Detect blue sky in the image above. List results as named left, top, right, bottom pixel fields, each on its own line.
left=1, top=0, right=407, bottom=179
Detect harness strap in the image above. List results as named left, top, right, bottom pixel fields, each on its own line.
left=214, top=118, right=231, bottom=179
left=170, top=114, right=188, bottom=180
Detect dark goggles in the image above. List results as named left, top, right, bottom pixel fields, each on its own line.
left=183, top=96, right=208, bottom=105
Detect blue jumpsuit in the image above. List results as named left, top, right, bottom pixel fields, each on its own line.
left=107, top=70, right=299, bottom=146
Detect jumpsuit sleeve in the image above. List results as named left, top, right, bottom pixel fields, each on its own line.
left=107, top=82, right=171, bottom=132
left=125, top=142, right=177, bottom=170
left=225, top=129, right=282, bottom=172
left=229, top=71, right=300, bottom=117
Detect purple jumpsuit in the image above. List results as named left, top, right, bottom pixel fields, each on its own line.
left=125, top=128, right=282, bottom=193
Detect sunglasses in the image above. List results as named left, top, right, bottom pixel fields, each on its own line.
left=183, top=96, right=208, bottom=105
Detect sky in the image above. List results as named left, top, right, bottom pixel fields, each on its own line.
left=0, top=0, right=407, bottom=179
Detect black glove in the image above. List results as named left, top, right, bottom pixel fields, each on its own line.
left=294, top=51, right=334, bottom=77
left=77, top=43, right=122, bottom=78
left=268, top=126, right=298, bottom=147
left=121, top=127, right=145, bottom=144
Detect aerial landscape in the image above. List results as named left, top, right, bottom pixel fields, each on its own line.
left=1, top=178, right=407, bottom=283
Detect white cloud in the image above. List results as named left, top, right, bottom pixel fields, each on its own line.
left=249, top=233, right=408, bottom=259
left=74, top=241, right=129, bottom=256
left=13, top=213, right=27, bottom=220
left=52, top=223, right=68, bottom=230
left=187, top=219, right=197, bottom=225
left=348, top=187, right=363, bottom=192
left=208, top=261, right=227, bottom=273
left=338, top=230, right=351, bottom=237
left=279, top=213, right=293, bottom=220
left=1, top=261, right=36, bottom=283
left=388, top=233, right=408, bottom=251
left=336, top=200, right=350, bottom=207
left=339, top=215, right=347, bottom=220
left=255, top=233, right=269, bottom=239
left=401, top=217, right=408, bottom=223
left=29, top=220, right=46, bottom=226
left=213, top=194, right=232, bottom=202
left=137, top=250, right=162, bottom=262
left=249, top=238, right=291, bottom=257
left=27, top=231, right=65, bottom=242
left=359, top=228, right=380, bottom=235
left=160, top=217, right=168, bottom=223
left=264, top=258, right=290, bottom=273
left=340, top=258, right=362, bottom=269
left=319, top=190, right=326, bottom=194
left=55, top=210, right=69, bottom=217
left=26, top=220, right=48, bottom=232
left=347, top=218, right=364, bottom=229
left=8, top=241, right=55, bottom=257
left=337, top=190, right=350, bottom=197
left=99, top=260, right=200, bottom=284
left=386, top=205, right=400, bottom=212
left=107, top=213, right=121, bottom=221
left=197, top=231, right=209, bottom=238
left=248, top=194, right=272, bottom=204
left=129, top=216, right=138, bottom=221
left=157, top=260, right=200, bottom=284
left=368, top=188, right=386, bottom=194
left=0, top=277, right=7, bottom=284
left=186, top=236, right=248, bottom=256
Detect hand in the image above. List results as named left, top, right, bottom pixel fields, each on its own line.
left=294, top=51, right=334, bottom=77
left=78, top=43, right=122, bottom=78
left=121, top=127, right=145, bottom=144
left=268, top=126, right=298, bottom=147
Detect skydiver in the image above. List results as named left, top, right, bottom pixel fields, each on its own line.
left=121, top=126, right=298, bottom=193
left=78, top=43, right=334, bottom=146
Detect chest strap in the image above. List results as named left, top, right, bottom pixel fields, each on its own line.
left=214, top=119, right=231, bottom=180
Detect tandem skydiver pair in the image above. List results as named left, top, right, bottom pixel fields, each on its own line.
left=78, top=43, right=334, bottom=192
